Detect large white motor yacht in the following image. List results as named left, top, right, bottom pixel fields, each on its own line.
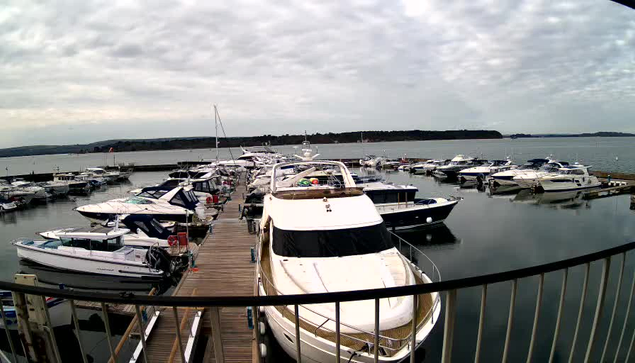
left=537, top=165, right=601, bottom=192
left=258, top=161, right=441, bottom=362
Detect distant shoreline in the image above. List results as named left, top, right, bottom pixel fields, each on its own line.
left=507, top=132, right=635, bottom=139
left=0, top=130, right=502, bottom=158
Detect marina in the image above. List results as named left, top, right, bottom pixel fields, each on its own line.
left=0, top=139, right=634, bottom=362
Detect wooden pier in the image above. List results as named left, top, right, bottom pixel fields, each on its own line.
left=142, top=183, right=258, bottom=363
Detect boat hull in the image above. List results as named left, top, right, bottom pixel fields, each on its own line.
left=15, top=244, right=164, bottom=279
left=260, top=284, right=440, bottom=363
left=77, top=210, right=191, bottom=224
left=378, top=200, right=458, bottom=230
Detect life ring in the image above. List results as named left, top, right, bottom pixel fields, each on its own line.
left=167, top=235, right=178, bottom=246
left=206, top=196, right=213, bottom=204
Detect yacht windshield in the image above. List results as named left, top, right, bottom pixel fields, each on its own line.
left=272, top=223, right=394, bottom=258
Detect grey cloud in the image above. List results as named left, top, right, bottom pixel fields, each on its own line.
left=0, top=0, right=635, bottom=147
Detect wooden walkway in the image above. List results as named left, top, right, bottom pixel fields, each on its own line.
left=142, top=183, right=257, bottom=363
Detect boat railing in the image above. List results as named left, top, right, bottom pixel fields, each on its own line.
left=2, top=240, right=635, bottom=362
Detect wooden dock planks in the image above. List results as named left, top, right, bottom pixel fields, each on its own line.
left=143, top=183, right=257, bottom=363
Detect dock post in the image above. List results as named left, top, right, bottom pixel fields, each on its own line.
left=14, top=274, right=63, bottom=363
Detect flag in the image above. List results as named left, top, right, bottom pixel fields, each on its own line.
left=109, top=147, right=114, bottom=153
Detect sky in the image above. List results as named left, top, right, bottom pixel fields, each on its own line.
left=1, top=0, right=635, bottom=147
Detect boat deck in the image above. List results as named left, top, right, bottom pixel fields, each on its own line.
left=143, top=183, right=257, bottom=363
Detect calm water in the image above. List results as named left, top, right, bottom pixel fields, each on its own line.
left=0, top=172, right=168, bottom=362
left=2, top=137, right=635, bottom=175
left=0, top=142, right=634, bottom=361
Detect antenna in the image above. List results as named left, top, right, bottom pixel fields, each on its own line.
left=214, top=105, right=219, bottom=162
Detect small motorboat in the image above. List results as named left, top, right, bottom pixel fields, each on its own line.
left=14, top=228, right=182, bottom=278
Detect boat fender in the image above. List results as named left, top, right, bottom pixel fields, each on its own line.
left=259, top=343, right=267, bottom=358
left=426, top=217, right=433, bottom=224
left=259, top=321, right=266, bottom=335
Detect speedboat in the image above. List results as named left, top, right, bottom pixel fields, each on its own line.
left=0, top=197, right=17, bottom=212
left=356, top=179, right=459, bottom=230
left=409, top=160, right=446, bottom=175
left=13, top=228, right=178, bottom=278
left=511, top=161, right=570, bottom=189
left=75, top=186, right=206, bottom=224
left=359, top=155, right=384, bottom=169
left=39, top=215, right=176, bottom=249
left=489, top=158, right=555, bottom=187
left=10, top=180, right=49, bottom=203
left=459, top=159, right=516, bottom=183
left=130, top=178, right=219, bottom=205
left=258, top=161, right=441, bottom=362
left=537, top=165, right=601, bottom=192
left=39, top=181, right=71, bottom=198
left=432, top=155, right=482, bottom=180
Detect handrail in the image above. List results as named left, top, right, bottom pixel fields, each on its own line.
left=1, top=241, right=634, bottom=306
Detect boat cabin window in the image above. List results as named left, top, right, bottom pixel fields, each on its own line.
left=125, top=197, right=154, bottom=205
left=272, top=223, right=393, bottom=258
left=60, top=237, right=123, bottom=251
left=138, top=189, right=169, bottom=199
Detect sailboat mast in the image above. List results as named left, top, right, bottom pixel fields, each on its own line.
left=214, top=105, right=219, bottom=162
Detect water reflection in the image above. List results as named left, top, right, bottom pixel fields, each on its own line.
left=18, top=260, right=173, bottom=294
left=395, top=223, right=461, bottom=247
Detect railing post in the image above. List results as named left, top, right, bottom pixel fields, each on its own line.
left=526, top=274, right=544, bottom=363
left=41, top=296, right=62, bottom=363
left=501, top=279, right=518, bottom=363
left=209, top=306, right=225, bottom=363
left=295, top=304, right=302, bottom=363
left=474, top=284, right=487, bottom=363
left=410, top=294, right=418, bottom=363
left=70, top=300, right=88, bottom=363
left=568, top=262, right=591, bottom=363
left=614, top=262, right=635, bottom=363
left=0, top=298, right=18, bottom=362
left=374, top=298, right=380, bottom=363
left=583, top=257, right=611, bottom=362
left=549, top=268, right=569, bottom=363
left=101, top=302, right=117, bottom=362
left=335, top=301, right=341, bottom=363
left=600, top=253, right=625, bottom=362
left=134, top=305, right=149, bottom=363
left=442, top=290, right=457, bottom=363
left=172, top=306, right=186, bottom=363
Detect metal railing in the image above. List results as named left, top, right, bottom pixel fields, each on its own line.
left=255, top=232, right=442, bottom=357
left=1, top=241, right=635, bottom=362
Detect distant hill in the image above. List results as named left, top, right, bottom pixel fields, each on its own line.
left=509, top=132, right=635, bottom=139
left=0, top=129, right=502, bottom=158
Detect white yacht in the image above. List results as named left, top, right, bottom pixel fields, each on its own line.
left=359, top=155, right=384, bottom=169
left=53, top=173, right=91, bottom=195
left=537, top=165, right=601, bottom=192
left=39, top=215, right=175, bottom=249
left=489, top=158, right=556, bottom=188
left=433, top=155, right=481, bottom=180
left=75, top=185, right=206, bottom=224
left=84, top=167, right=117, bottom=184
left=459, top=159, right=516, bottom=182
left=409, top=160, right=446, bottom=175
left=258, top=161, right=441, bottom=362
left=39, top=181, right=70, bottom=198
left=11, top=180, right=49, bottom=202
left=0, top=197, right=17, bottom=212
left=511, top=161, right=570, bottom=189
left=14, top=228, right=173, bottom=278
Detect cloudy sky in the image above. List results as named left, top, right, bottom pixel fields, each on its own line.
left=1, top=0, right=634, bottom=147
